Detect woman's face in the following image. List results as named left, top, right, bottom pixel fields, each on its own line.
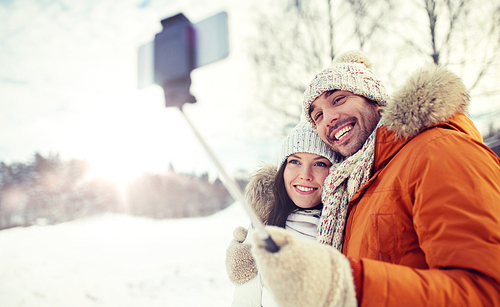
left=283, top=152, right=331, bottom=209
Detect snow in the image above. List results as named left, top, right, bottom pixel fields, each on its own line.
left=0, top=203, right=250, bottom=306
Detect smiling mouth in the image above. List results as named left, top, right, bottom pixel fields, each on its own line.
left=334, top=125, right=353, bottom=141
left=295, top=185, right=317, bottom=192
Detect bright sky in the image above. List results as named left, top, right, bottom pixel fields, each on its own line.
left=0, top=0, right=281, bottom=183
left=2, top=0, right=499, bottom=187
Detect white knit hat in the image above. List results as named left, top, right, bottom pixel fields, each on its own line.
left=277, top=120, right=337, bottom=168
left=302, top=50, right=389, bottom=128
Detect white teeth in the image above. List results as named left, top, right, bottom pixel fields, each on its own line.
left=296, top=186, right=315, bottom=192
left=335, top=126, right=352, bottom=140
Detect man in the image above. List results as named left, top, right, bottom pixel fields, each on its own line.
left=228, top=50, right=500, bottom=306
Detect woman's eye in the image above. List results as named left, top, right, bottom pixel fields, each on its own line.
left=288, top=159, right=300, bottom=165
left=316, top=162, right=328, bottom=167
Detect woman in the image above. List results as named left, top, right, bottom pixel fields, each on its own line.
left=230, top=120, right=337, bottom=307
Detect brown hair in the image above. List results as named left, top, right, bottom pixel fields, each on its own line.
left=266, top=161, right=299, bottom=228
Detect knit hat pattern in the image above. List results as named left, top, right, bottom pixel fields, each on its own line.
left=277, top=120, right=337, bottom=168
left=302, top=50, right=389, bottom=128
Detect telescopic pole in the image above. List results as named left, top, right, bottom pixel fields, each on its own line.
left=179, top=107, right=279, bottom=253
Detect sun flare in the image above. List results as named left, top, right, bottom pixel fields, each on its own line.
left=84, top=152, right=147, bottom=195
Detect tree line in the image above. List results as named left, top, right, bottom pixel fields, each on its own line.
left=0, top=153, right=244, bottom=230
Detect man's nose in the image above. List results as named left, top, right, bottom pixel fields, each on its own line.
left=324, top=109, right=339, bottom=127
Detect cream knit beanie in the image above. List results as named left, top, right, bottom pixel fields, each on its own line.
left=277, top=120, right=337, bottom=168
left=302, top=50, right=389, bottom=128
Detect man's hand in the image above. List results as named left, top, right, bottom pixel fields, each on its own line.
left=251, top=226, right=357, bottom=307
left=225, top=226, right=258, bottom=285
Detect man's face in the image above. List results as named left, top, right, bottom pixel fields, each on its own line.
left=309, top=90, right=381, bottom=157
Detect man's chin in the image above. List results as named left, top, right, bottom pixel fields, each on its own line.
left=329, top=141, right=363, bottom=158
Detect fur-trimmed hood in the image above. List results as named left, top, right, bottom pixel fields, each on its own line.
left=243, top=163, right=276, bottom=224
left=382, top=64, right=470, bottom=139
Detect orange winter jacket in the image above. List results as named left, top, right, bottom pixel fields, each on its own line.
left=344, top=66, right=500, bottom=306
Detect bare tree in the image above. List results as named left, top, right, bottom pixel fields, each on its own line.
left=247, top=0, right=500, bottom=136
left=247, top=0, right=395, bottom=136
left=391, top=0, right=500, bottom=99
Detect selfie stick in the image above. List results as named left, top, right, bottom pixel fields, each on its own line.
left=149, top=12, right=277, bottom=253
left=179, top=107, right=279, bottom=253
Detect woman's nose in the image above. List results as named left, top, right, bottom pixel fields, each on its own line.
left=300, top=167, right=313, bottom=181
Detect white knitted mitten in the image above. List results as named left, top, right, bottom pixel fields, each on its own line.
left=252, top=226, right=357, bottom=307
left=225, top=226, right=258, bottom=285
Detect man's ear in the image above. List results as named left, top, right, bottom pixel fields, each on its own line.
left=370, top=100, right=383, bottom=117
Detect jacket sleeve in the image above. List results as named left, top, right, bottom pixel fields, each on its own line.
left=360, top=131, right=500, bottom=306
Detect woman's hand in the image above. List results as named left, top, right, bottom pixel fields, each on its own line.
left=225, top=226, right=258, bottom=285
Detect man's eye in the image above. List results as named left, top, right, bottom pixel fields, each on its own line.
left=332, top=96, right=346, bottom=105
left=314, top=112, right=322, bottom=121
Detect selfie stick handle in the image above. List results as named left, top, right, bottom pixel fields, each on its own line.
left=180, top=108, right=279, bottom=253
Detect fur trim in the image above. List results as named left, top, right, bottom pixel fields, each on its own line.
left=382, top=64, right=470, bottom=139
left=244, top=163, right=277, bottom=224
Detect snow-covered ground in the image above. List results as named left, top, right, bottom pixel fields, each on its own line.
left=0, top=203, right=250, bottom=306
